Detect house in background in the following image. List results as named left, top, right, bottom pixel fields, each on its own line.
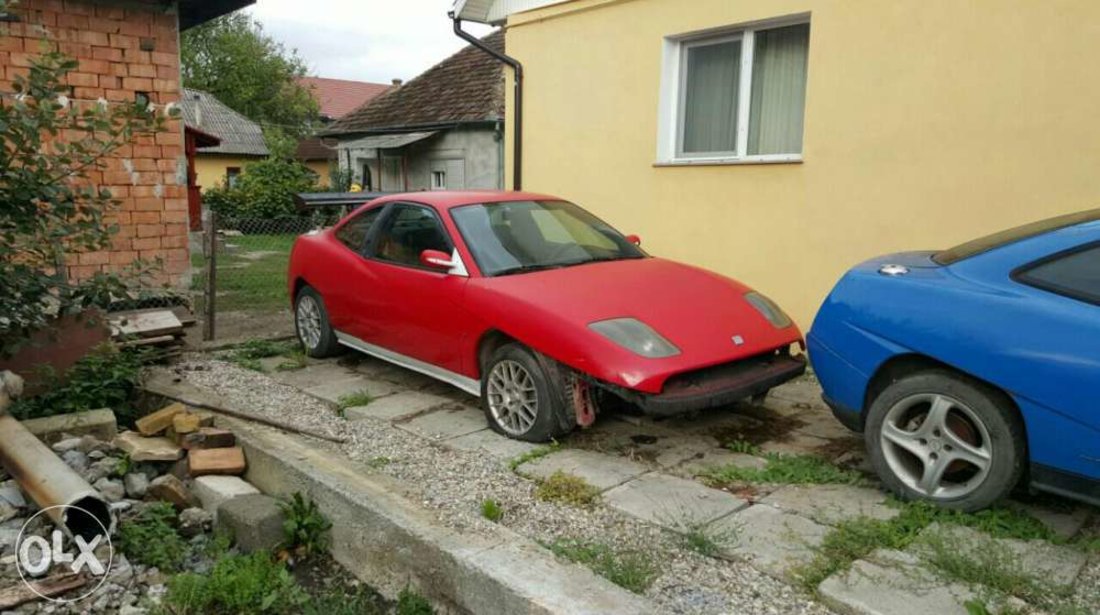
left=456, top=0, right=1100, bottom=326
left=0, top=0, right=253, bottom=286
left=324, top=30, right=504, bottom=192
left=180, top=87, right=268, bottom=192
left=296, top=76, right=391, bottom=185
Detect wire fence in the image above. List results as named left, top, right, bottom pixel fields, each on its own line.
left=192, top=212, right=344, bottom=342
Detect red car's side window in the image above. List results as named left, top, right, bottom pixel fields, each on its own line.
left=335, top=207, right=383, bottom=254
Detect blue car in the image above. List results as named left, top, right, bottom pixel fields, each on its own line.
left=809, top=209, right=1099, bottom=511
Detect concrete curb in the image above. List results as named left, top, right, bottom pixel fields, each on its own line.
left=222, top=416, right=656, bottom=615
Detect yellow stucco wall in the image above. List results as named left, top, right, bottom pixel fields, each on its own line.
left=504, top=0, right=1100, bottom=327
left=193, top=154, right=262, bottom=191
left=194, top=155, right=332, bottom=191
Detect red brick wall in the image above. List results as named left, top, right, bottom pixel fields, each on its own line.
left=0, top=0, right=189, bottom=284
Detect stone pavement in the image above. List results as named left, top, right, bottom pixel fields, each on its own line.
left=266, top=354, right=1097, bottom=615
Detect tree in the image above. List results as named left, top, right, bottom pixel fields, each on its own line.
left=181, top=13, right=319, bottom=137
left=0, top=49, right=168, bottom=357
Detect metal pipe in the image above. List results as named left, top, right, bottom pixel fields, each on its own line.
left=0, top=375, right=112, bottom=541
left=450, top=14, right=524, bottom=190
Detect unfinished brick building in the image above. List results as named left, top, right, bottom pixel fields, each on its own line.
left=0, top=0, right=252, bottom=284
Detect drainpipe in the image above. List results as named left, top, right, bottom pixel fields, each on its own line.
left=450, top=14, right=523, bottom=191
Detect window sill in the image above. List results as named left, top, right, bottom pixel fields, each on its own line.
left=653, top=156, right=803, bottom=168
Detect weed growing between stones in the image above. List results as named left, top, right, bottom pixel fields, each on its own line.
left=701, top=452, right=864, bottom=488
left=397, top=586, right=434, bottom=615
left=367, top=456, right=392, bottom=469
left=793, top=500, right=1058, bottom=594
left=279, top=492, right=332, bottom=559
left=162, top=551, right=308, bottom=613
left=542, top=538, right=658, bottom=594
left=118, top=502, right=191, bottom=572
left=725, top=440, right=761, bottom=455
left=535, top=471, right=600, bottom=508
left=337, top=389, right=374, bottom=412
left=507, top=441, right=561, bottom=472
left=224, top=339, right=303, bottom=372
left=480, top=498, right=503, bottom=522
left=678, top=519, right=738, bottom=558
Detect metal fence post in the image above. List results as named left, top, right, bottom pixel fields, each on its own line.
left=202, top=210, right=217, bottom=341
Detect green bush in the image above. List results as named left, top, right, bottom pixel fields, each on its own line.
left=162, top=552, right=307, bottom=614
left=118, top=503, right=190, bottom=572
left=10, top=343, right=145, bottom=425
left=205, top=156, right=319, bottom=220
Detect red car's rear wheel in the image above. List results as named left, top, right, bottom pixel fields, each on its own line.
left=294, top=286, right=340, bottom=358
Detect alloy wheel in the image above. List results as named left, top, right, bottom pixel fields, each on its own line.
left=487, top=360, right=539, bottom=435
left=296, top=294, right=323, bottom=350
left=880, top=393, right=993, bottom=500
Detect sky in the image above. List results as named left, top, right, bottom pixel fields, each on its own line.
left=245, top=0, right=495, bottom=85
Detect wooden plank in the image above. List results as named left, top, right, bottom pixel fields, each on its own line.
left=170, top=306, right=197, bottom=327
left=117, top=335, right=177, bottom=348
left=110, top=310, right=183, bottom=339
left=0, top=573, right=87, bottom=609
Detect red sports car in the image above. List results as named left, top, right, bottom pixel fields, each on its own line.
left=287, top=191, right=806, bottom=441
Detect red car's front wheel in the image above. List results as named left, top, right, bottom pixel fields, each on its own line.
left=482, top=343, right=575, bottom=442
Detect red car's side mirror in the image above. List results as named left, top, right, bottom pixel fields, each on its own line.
left=625, top=234, right=641, bottom=246
left=419, top=249, right=455, bottom=270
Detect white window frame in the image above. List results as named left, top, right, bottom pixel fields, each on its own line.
left=657, top=14, right=810, bottom=166
left=431, top=170, right=447, bottom=190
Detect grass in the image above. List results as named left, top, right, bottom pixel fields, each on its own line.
left=336, top=389, right=373, bottom=411
left=117, top=502, right=190, bottom=573
left=480, top=499, right=503, bottom=522
left=507, top=441, right=561, bottom=472
left=792, top=500, right=1057, bottom=593
left=535, top=471, right=600, bottom=508
left=161, top=551, right=307, bottom=614
left=367, top=456, right=392, bottom=469
left=396, top=587, right=434, bottom=615
left=726, top=439, right=761, bottom=455
left=543, top=538, right=658, bottom=593
left=301, top=586, right=387, bottom=615
left=224, top=339, right=303, bottom=372
left=679, top=519, right=738, bottom=557
left=191, top=234, right=297, bottom=313
left=701, top=452, right=864, bottom=487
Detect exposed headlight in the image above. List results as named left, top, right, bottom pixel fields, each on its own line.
left=744, top=292, right=792, bottom=329
left=588, top=318, right=680, bottom=358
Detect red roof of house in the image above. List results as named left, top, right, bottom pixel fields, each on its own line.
left=298, top=77, right=391, bottom=120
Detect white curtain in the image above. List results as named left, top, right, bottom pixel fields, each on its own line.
left=681, top=40, right=741, bottom=154
left=748, top=23, right=810, bottom=155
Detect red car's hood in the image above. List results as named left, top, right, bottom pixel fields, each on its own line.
left=466, top=258, right=802, bottom=391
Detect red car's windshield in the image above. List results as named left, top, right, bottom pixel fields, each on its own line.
left=451, top=200, right=645, bottom=276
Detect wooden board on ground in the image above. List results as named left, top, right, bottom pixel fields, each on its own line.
left=110, top=310, right=183, bottom=339
left=0, top=573, right=87, bottom=609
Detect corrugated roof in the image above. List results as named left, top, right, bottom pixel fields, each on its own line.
left=325, top=30, right=504, bottom=135
left=298, top=77, right=391, bottom=120
left=180, top=88, right=269, bottom=156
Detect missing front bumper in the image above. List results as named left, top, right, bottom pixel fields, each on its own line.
left=607, top=351, right=808, bottom=417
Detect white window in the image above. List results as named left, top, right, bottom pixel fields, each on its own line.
left=658, top=17, right=810, bottom=164
left=431, top=170, right=446, bottom=190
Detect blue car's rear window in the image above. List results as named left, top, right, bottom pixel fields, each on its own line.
left=933, top=208, right=1100, bottom=265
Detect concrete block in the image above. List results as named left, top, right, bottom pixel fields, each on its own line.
left=345, top=391, right=451, bottom=422
left=135, top=402, right=184, bottom=436
left=713, top=504, right=829, bottom=579
left=21, top=408, right=117, bottom=444
left=443, top=429, right=542, bottom=461
left=306, top=376, right=398, bottom=404
left=604, top=472, right=749, bottom=529
left=396, top=405, right=488, bottom=440
left=193, top=475, right=260, bottom=515
left=113, top=431, right=182, bottom=462
left=520, top=449, right=646, bottom=490
left=760, top=484, right=898, bottom=526
left=189, top=447, right=247, bottom=476
left=819, top=550, right=975, bottom=615
left=216, top=494, right=285, bottom=553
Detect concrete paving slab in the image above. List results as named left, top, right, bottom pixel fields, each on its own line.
left=713, top=504, right=829, bottom=579
left=757, top=432, right=834, bottom=458
left=344, top=391, right=452, bottom=422
left=672, top=450, right=767, bottom=479
left=396, top=405, right=488, bottom=440
left=819, top=549, right=976, bottom=615
left=1010, top=500, right=1093, bottom=540
left=306, top=376, right=400, bottom=404
left=268, top=361, right=359, bottom=390
left=914, top=523, right=1088, bottom=587
left=789, top=410, right=858, bottom=441
left=604, top=472, right=749, bottom=529
left=520, top=449, right=647, bottom=490
left=650, top=436, right=722, bottom=469
left=767, top=378, right=826, bottom=409
left=760, top=485, right=898, bottom=526
left=444, top=429, right=542, bottom=461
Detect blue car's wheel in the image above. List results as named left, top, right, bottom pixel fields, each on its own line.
left=865, top=370, right=1026, bottom=512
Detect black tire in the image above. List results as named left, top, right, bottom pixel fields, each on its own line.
left=865, top=369, right=1026, bottom=512
left=294, top=286, right=341, bottom=358
left=481, top=343, right=575, bottom=442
